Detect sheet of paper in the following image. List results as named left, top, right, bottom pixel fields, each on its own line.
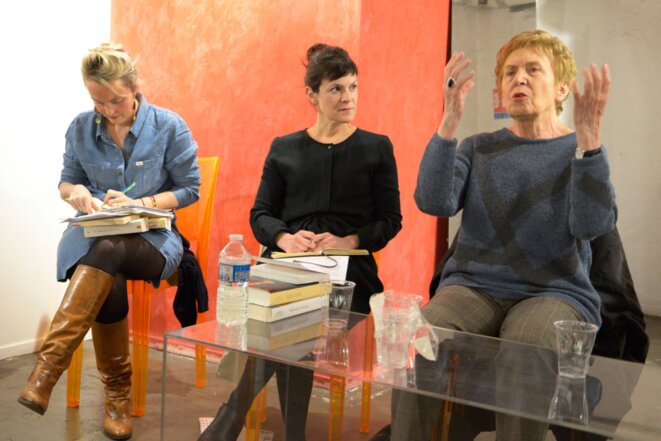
left=276, top=255, right=349, bottom=281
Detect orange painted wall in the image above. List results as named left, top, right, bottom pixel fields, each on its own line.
left=357, top=0, right=449, bottom=294
left=111, top=0, right=448, bottom=341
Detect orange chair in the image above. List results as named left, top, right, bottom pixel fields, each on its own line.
left=66, top=156, right=220, bottom=417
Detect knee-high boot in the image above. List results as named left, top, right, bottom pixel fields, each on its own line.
left=92, top=317, right=132, bottom=440
left=18, top=265, right=114, bottom=415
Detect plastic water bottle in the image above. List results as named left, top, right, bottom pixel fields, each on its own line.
left=216, top=234, right=251, bottom=325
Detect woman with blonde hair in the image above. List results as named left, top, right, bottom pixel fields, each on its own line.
left=18, top=42, right=201, bottom=440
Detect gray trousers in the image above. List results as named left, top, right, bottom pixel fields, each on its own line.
left=390, top=285, right=583, bottom=441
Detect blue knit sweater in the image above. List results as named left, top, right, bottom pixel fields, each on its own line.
left=415, top=129, right=616, bottom=325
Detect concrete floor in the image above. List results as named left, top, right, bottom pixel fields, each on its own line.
left=1, top=315, right=660, bottom=441
left=1, top=338, right=392, bottom=441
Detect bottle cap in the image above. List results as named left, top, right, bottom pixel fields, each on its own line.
left=229, top=234, right=244, bottom=241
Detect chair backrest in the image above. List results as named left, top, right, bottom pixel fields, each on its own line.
left=175, top=156, right=219, bottom=279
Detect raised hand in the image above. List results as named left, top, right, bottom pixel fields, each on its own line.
left=438, top=52, right=475, bottom=139
left=572, top=64, right=610, bottom=150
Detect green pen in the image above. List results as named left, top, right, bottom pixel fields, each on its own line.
left=120, top=182, right=136, bottom=194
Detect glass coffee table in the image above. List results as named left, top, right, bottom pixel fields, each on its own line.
left=160, top=310, right=661, bottom=441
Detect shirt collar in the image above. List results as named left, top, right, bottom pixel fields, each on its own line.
left=129, top=93, right=148, bottom=137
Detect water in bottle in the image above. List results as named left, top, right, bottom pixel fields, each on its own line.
left=216, top=234, right=251, bottom=325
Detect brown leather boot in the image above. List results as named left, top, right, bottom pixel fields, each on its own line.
left=18, top=265, right=114, bottom=415
left=92, top=317, right=133, bottom=440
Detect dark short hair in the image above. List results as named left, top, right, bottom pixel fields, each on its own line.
left=304, top=44, right=357, bottom=92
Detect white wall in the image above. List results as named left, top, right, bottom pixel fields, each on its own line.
left=538, top=0, right=661, bottom=315
left=451, top=0, right=661, bottom=316
left=0, top=1, right=110, bottom=359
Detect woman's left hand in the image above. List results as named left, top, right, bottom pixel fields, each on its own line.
left=312, top=233, right=359, bottom=251
left=573, top=63, right=610, bottom=150
left=103, top=189, right=141, bottom=207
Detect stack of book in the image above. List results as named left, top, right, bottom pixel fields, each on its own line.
left=247, top=260, right=330, bottom=322
left=64, top=206, right=175, bottom=238
left=247, top=308, right=322, bottom=351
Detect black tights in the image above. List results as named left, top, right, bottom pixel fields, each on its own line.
left=225, top=357, right=314, bottom=441
left=70, top=235, right=165, bottom=323
left=221, top=314, right=365, bottom=440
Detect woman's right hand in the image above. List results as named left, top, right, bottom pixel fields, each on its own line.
left=65, top=184, right=100, bottom=214
left=438, top=52, right=475, bottom=140
left=275, top=230, right=318, bottom=253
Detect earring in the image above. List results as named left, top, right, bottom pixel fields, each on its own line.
left=132, top=98, right=138, bottom=122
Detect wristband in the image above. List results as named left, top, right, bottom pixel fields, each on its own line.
left=150, top=195, right=157, bottom=208
left=575, top=147, right=602, bottom=160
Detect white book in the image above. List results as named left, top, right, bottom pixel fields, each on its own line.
left=147, top=217, right=171, bottom=230
left=247, top=309, right=323, bottom=337
left=63, top=205, right=174, bottom=223
left=247, top=321, right=319, bottom=351
left=83, top=218, right=149, bottom=238
left=247, top=296, right=325, bottom=322
left=250, top=262, right=330, bottom=285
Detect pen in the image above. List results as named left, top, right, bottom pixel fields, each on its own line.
left=120, top=182, right=136, bottom=194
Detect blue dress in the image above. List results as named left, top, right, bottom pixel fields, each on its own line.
left=56, top=95, right=201, bottom=283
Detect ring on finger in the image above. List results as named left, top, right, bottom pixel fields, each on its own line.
left=447, top=77, right=456, bottom=89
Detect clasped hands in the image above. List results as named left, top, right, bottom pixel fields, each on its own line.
left=276, top=230, right=359, bottom=253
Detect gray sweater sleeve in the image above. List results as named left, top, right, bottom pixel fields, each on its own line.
left=414, top=133, right=471, bottom=217
left=569, top=147, right=616, bottom=240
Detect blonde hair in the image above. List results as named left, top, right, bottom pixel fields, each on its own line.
left=82, top=42, right=138, bottom=93
left=495, top=30, right=576, bottom=114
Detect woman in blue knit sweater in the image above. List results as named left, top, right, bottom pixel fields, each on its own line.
left=384, top=30, right=615, bottom=441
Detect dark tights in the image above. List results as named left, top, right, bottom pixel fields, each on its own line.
left=69, top=235, right=165, bottom=324
left=221, top=314, right=365, bottom=440
left=226, top=357, right=314, bottom=441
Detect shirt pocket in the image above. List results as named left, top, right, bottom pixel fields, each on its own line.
left=79, top=160, right=122, bottom=191
left=134, top=157, right=163, bottom=193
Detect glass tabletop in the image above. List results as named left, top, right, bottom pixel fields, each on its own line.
left=163, top=310, right=661, bottom=440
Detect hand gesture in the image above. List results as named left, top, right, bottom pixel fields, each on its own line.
left=67, top=184, right=100, bottom=214
left=573, top=64, right=610, bottom=150
left=103, top=189, right=140, bottom=207
left=276, top=230, right=318, bottom=253
left=311, top=233, right=359, bottom=252
left=438, top=52, right=475, bottom=139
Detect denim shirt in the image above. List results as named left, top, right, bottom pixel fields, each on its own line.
left=56, top=95, right=201, bottom=282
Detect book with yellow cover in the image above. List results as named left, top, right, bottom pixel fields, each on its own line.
left=248, top=276, right=329, bottom=307
left=270, top=248, right=369, bottom=259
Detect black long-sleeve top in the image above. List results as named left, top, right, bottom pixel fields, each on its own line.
left=250, top=128, right=402, bottom=252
